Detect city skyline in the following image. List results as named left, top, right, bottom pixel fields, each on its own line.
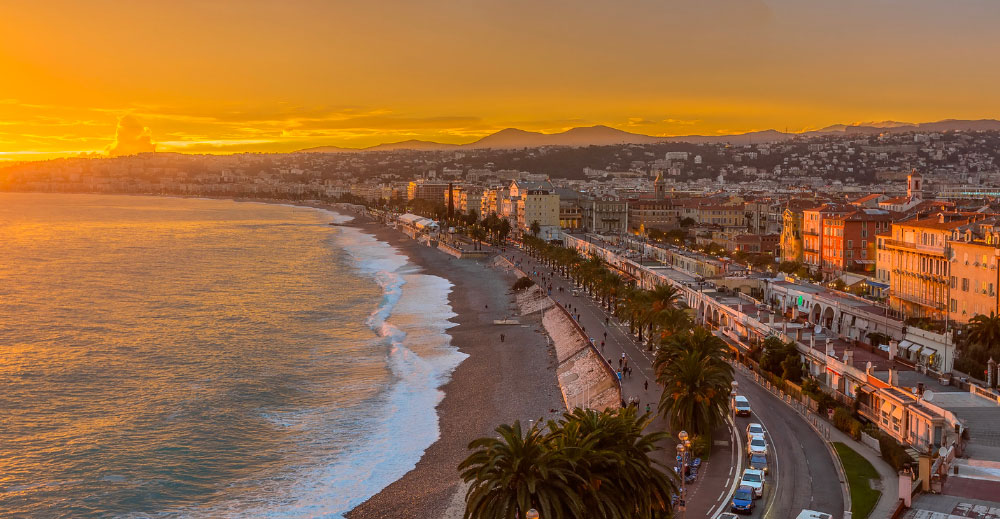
left=3, top=0, right=1000, bottom=160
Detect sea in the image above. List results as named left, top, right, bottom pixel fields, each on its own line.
left=0, top=193, right=466, bottom=518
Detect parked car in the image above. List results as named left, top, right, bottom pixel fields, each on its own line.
left=746, top=423, right=765, bottom=443
left=747, top=434, right=767, bottom=456
left=740, top=468, right=765, bottom=498
left=733, top=395, right=751, bottom=417
left=730, top=485, right=756, bottom=514
left=749, top=453, right=769, bottom=474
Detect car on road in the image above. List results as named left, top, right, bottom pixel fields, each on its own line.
left=795, top=512, right=833, bottom=519
left=746, top=422, right=764, bottom=442
left=748, top=453, right=769, bottom=474
left=730, top=485, right=756, bottom=514
left=716, top=514, right=739, bottom=519
left=747, top=434, right=767, bottom=456
left=733, top=395, right=751, bottom=417
left=740, top=468, right=765, bottom=498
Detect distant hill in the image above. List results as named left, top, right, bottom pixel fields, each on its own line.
left=296, top=118, right=1000, bottom=153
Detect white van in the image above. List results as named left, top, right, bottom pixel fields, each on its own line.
left=795, top=511, right=832, bottom=519
left=733, top=395, right=751, bottom=417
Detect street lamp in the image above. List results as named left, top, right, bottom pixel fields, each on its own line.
left=676, top=440, right=688, bottom=517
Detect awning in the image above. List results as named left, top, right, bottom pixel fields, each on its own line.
left=858, top=383, right=878, bottom=394
left=920, top=346, right=937, bottom=359
left=868, top=280, right=890, bottom=289
left=898, top=340, right=917, bottom=354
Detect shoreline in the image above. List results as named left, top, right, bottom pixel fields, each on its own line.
left=4, top=192, right=567, bottom=517
left=342, top=215, right=565, bottom=518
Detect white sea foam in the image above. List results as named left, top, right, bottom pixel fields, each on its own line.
left=248, top=213, right=467, bottom=518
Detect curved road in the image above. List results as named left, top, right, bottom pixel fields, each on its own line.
left=508, top=248, right=844, bottom=518
left=709, top=369, right=844, bottom=518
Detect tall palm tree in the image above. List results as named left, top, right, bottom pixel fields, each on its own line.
left=547, top=408, right=677, bottom=519
left=967, top=312, right=1000, bottom=350
left=459, top=420, right=585, bottom=519
left=654, top=327, right=733, bottom=436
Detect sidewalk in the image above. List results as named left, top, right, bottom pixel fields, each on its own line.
left=511, top=249, right=736, bottom=518
left=734, top=361, right=899, bottom=519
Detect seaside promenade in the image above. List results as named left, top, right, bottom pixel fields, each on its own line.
left=510, top=249, right=738, bottom=518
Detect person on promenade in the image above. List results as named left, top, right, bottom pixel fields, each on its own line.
left=616, top=370, right=622, bottom=382
left=600, top=340, right=605, bottom=351
left=644, top=379, right=648, bottom=391
left=618, top=357, right=623, bottom=368
left=645, top=403, right=651, bottom=414
left=603, top=331, right=607, bottom=340
left=500, top=333, right=505, bottom=343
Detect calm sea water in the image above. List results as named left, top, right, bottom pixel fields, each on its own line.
left=0, top=193, right=464, bottom=518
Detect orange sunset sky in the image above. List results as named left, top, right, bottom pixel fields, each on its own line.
left=2, top=0, right=1000, bottom=160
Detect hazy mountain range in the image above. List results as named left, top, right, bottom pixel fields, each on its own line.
left=297, top=119, right=1000, bottom=153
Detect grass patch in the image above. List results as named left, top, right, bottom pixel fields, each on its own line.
left=833, top=442, right=881, bottom=519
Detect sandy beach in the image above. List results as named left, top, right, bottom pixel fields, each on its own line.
left=344, top=216, right=565, bottom=519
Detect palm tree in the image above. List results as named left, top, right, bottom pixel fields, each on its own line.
left=654, top=327, right=733, bottom=436
left=460, top=411, right=676, bottom=519
left=547, top=408, right=677, bottom=519
left=459, top=420, right=585, bottom=519
left=530, top=220, right=542, bottom=237
left=967, top=312, right=1000, bottom=349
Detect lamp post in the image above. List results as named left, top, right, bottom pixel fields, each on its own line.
left=677, top=430, right=689, bottom=517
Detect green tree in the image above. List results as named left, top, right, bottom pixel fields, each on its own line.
left=654, top=327, right=734, bottom=436
left=459, top=410, right=677, bottom=519
left=459, top=421, right=585, bottom=519
left=530, top=220, right=542, bottom=237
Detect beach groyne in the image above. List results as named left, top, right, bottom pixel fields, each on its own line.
left=500, top=257, right=622, bottom=411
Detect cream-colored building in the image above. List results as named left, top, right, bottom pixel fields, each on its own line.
left=517, top=189, right=560, bottom=238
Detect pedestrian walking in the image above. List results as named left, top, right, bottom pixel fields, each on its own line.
left=645, top=403, right=651, bottom=413
left=644, top=379, right=648, bottom=391
left=616, top=370, right=622, bottom=381
left=500, top=333, right=505, bottom=343
left=618, top=357, right=623, bottom=368
left=603, top=331, right=607, bottom=340
left=600, top=340, right=605, bottom=351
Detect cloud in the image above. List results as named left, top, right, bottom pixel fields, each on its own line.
left=105, top=115, right=156, bottom=156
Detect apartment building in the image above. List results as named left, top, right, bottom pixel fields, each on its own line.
left=947, top=220, right=1000, bottom=323
left=803, top=203, right=852, bottom=274
left=886, top=213, right=977, bottom=319
left=517, top=189, right=560, bottom=237
left=407, top=180, right=451, bottom=201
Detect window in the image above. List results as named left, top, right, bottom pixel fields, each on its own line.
left=951, top=276, right=957, bottom=289
left=951, top=299, right=958, bottom=312
left=862, top=240, right=867, bottom=249
left=847, top=240, right=853, bottom=249
left=963, top=278, right=970, bottom=291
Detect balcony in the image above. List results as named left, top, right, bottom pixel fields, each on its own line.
left=883, top=238, right=945, bottom=255
left=891, top=291, right=946, bottom=310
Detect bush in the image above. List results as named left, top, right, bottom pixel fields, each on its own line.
left=690, top=434, right=711, bottom=458
left=878, top=433, right=914, bottom=472
left=512, top=276, right=535, bottom=291
left=833, top=408, right=863, bottom=440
